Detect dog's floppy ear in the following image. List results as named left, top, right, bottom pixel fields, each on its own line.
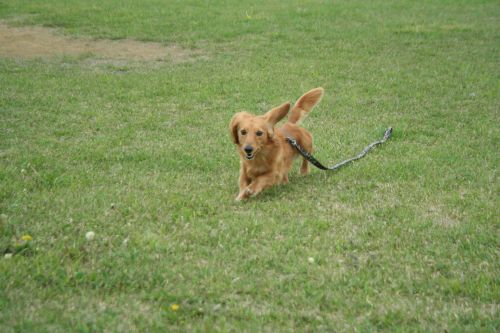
left=288, top=87, right=324, bottom=125
left=263, top=101, right=291, bottom=126
left=229, top=112, right=252, bottom=144
left=262, top=102, right=290, bottom=139
left=295, top=87, right=324, bottom=113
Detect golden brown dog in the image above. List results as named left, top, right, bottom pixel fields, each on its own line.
left=229, top=87, right=324, bottom=200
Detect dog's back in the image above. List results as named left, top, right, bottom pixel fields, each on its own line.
left=279, top=87, right=324, bottom=156
left=276, top=87, right=324, bottom=176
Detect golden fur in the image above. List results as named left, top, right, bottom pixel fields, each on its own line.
left=229, top=87, right=324, bottom=200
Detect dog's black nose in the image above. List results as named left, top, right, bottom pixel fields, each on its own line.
left=244, top=145, right=253, bottom=154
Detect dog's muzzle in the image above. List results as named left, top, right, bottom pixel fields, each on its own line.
left=244, top=145, right=254, bottom=160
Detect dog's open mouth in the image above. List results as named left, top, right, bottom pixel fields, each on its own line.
left=245, top=153, right=255, bottom=160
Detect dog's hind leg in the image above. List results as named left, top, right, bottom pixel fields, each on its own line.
left=299, top=138, right=313, bottom=175
left=300, top=158, right=310, bottom=175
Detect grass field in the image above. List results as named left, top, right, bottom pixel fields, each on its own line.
left=0, top=0, right=498, bottom=331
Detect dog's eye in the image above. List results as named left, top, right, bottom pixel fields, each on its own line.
left=256, top=131, right=263, bottom=137
left=240, top=130, right=247, bottom=135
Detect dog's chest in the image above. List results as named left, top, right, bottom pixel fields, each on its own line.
left=245, top=163, right=270, bottom=178
left=243, top=152, right=283, bottom=180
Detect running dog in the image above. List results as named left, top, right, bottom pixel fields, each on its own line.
left=229, top=87, right=324, bottom=200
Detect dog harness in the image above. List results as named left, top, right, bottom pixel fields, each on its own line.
left=286, top=127, right=393, bottom=171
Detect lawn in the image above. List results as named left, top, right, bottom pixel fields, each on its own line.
left=0, top=0, right=498, bottom=332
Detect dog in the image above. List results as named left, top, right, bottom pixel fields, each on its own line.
left=229, top=87, right=324, bottom=200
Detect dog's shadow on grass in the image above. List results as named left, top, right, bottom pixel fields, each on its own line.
left=245, top=170, right=341, bottom=203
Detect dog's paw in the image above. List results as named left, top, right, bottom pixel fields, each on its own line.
left=236, top=187, right=254, bottom=201
left=245, top=187, right=255, bottom=197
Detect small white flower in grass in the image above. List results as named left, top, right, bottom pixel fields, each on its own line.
left=308, top=257, right=315, bottom=264
left=85, top=231, right=95, bottom=241
left=4, top=253, right=13, bottom=259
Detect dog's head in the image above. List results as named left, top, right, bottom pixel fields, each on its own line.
left=229, top=102, right=290, bottom=160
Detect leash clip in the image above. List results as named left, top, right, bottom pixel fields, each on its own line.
left=285, top=137, right=297, bottom=146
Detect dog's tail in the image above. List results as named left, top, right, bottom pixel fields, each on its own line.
left=288, top=87, right=324, bottom=125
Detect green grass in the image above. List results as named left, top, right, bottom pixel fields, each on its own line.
left=0, top=0, right=499, bottom=331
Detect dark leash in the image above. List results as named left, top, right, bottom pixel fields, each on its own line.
left=286, top=127, right=393, bottom=171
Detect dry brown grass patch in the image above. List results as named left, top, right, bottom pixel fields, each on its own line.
left=0, top=23, right=205, bottom=62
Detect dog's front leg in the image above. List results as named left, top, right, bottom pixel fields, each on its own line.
left=236, top=173, right=276, bottom=200
left=236, top=166, right=251, bottom=201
